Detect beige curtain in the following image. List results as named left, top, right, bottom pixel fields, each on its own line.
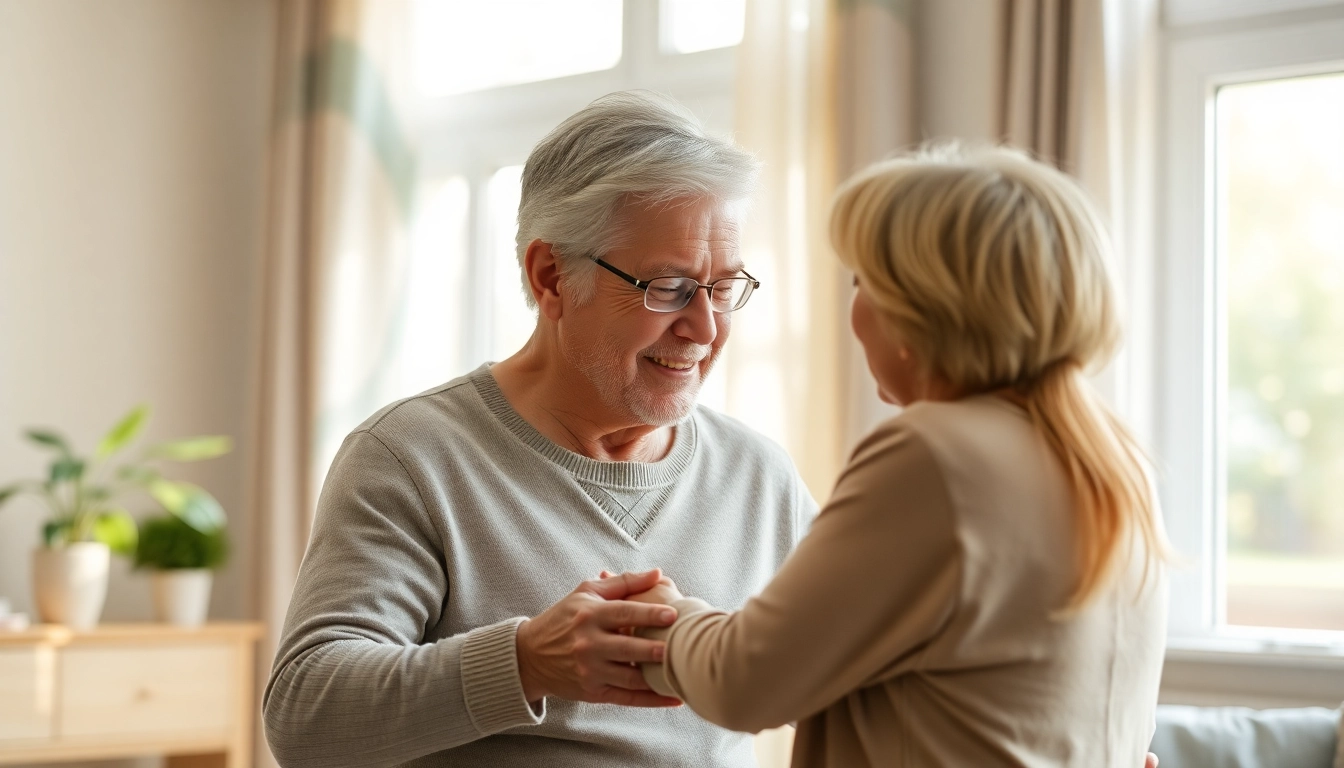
left=738, top=2, right=1158, bottom=764
left=249, top=2, right=415, bottom=765
left=729, top=0, right=846, bottom=506
left=999, top=0, right=1161, bottom=436
left=731, top=1, right=844, bottom=759
left=729, top=0, right=918, bottom=497
left=833, top=0, right=920, bottom=451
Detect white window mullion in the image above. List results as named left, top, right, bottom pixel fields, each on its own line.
left=467, top=171, right=495, bottom=367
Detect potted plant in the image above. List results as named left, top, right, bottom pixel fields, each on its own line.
left=0, top=405, right=231, bottom=630
left=135, top=513, right=229, bottom=626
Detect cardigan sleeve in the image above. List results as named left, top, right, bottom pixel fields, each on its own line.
left=642, top=419, right=963, bottom=733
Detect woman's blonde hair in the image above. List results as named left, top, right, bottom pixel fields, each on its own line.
left=830, top=143, right=1167, bottom=611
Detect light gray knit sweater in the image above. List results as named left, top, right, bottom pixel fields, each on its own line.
left=263, top=365, right=816, bottom=767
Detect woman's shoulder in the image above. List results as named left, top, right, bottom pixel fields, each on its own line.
left=902, top=393, right=1035, bottom=440
left=869, top=396, right=1067, bottom=520
left=869, top=396, right=1037, bottom=458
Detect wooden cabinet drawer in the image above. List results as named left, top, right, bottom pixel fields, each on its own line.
left=0, top=648, right=55, bottom=741
left=59, top=645, right=232, bottom=738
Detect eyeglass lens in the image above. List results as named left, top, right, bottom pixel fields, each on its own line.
left=644, top=277, right=753, bottom=313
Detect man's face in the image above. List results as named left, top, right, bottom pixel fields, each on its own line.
left=559, top=196, right=742, bottom=427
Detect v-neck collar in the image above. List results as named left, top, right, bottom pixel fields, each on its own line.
left=469, top=364, right=697, bottom=489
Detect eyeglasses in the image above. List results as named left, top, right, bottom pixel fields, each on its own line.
left=591, top=257, right=760, bottom=314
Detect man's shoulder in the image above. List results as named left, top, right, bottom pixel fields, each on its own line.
left=689, top=405, right=795, bottom=471
left=352, top=369, right=486, bottom=445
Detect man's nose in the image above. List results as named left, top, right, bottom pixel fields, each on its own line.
left=671, top=287, right=718, bottom=346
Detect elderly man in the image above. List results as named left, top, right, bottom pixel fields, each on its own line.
left=263, top=91, right=816, bottom=767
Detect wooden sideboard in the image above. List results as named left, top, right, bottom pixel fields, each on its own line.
left=0, top=622, right=262, bottom=767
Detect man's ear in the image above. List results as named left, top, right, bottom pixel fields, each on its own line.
left=523, top=239, right=564, bottom=321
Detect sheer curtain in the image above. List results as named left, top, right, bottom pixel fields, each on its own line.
left=736, top=1, right=1159, bottom=762
left=731, top=0, right=848, bottom=761
left=729, top=0, right=846, bottom=503
left=731, top=0, right=1160, bottom=484
left=999, top=0, right=1162, bottom=441
left=249, top=2, right=416, bottom=764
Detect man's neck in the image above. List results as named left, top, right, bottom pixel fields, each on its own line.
left=490, top=346, right=675, bottom=464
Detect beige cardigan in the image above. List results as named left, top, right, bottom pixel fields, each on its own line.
left=642, top=396, right=1167, bottom=767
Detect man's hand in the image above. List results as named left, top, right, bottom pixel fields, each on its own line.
left=516, top=569, right=683, bottom=707
left=601, top=569, right=685, bottom=609
left=1145, top=753, right=1158, bottom=768
left=626, top=580, right=685, bottom=607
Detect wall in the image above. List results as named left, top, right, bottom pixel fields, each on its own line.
left=0, top=0, right=272, bottom=644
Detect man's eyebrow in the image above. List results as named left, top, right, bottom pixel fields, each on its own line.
left=641, top=261, right=748, bottom=278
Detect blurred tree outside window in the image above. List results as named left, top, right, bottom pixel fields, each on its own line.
left=1219, top=71, right=1344, bottom=632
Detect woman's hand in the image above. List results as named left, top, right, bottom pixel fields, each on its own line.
left=600, top=570, right=685, bottom=608
left=628, top=581, right=685, bottom=606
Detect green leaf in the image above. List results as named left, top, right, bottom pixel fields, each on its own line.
left=146, top=435, right=233, bottom=462
left=42, top=520, right=71, bottom=547
left=118, top=465, right=161, bottom=485
left=93, top=510, right=138, bottom=556
left=84, top=485, right=112, bottom=503
left=147, top=478, right=189, bottom=513
left=97, top=405, right=149, bottom=459
left=49, top=458, right=85, bottom=485
left=25, top=429, right=73, bottom=457
left=147, top=480, right=225, bottom=533
left=177, top=491, right=226, bottom=534
left=0, top=484, right=26, bottom=508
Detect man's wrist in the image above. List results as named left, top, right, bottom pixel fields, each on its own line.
left=460, top=617, right=545, bottom=734
left=515, top=618, right=548, bottom=703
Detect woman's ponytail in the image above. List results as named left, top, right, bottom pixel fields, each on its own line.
left=1023, top=361, right=1165, bottom=613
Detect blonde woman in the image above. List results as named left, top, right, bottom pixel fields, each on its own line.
left=630, top=146, right=1170, bottom=767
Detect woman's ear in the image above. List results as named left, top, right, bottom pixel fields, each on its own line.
left=523, top=239, right=564, bottom=321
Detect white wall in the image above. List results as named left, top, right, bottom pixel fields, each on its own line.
left=0, top=0, right=272, bottom=640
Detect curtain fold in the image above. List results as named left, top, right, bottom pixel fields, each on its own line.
left=731, top=3, right=1160, bottom=766
left=731, top=0, right=845, bottom=503
left=249, top=2, right=415, bottom=765
left=999, top=0, right=1161, bottom=436
left=833, top=0, right=920, bottom=453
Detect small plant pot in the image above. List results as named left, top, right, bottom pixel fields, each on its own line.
left=32, top=542, right=111, bottom=630
left=150, top=569, right=213, bottom=627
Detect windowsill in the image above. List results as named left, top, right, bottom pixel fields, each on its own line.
left=1161, top=635, right=1344, bottom=708
left=1167, top=636, right=1344, bottom=670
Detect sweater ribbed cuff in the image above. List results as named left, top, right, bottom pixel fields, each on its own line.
left=460, top=617, right=545, bottom=735
left=639, top=597, right=720, bottom=698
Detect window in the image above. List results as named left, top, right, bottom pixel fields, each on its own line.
left=661, top=0, right=746, bottom=54
left=412, top=1, right=623, bottom=97
left=1217, top=73, right=1344, bottom=632
left=405, top=0, right=743, bottom=408
left=1161, top=11, right=1344, bottom=645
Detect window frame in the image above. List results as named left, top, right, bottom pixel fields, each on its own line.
left=1159, top=9, right=1344, bottom=653
left=407, top=0, right=740, bottom=373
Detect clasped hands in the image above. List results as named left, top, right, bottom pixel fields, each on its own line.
left=516, top=568, right=685, bottom=706
left=514, top=571, right=1165, bottom=768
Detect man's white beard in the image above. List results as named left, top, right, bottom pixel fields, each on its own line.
left=566, top=336, right=716, bottom=428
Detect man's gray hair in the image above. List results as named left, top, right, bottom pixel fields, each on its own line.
left=516, top=90, right=760, bottom=308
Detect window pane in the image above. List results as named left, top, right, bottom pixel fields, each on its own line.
left=1218, top=72, right=1344, bottom=632
left=413, top=1, right=622, bottom=97
left=487, top=165, right=536, bottom=362
left=404, top=177, right=471, bottom=390
left=661, top=0, right=746, bottom=54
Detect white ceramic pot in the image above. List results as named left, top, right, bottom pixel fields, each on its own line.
left=150, top=569, right=213, bottom=627
left=32, top=542, right=111, bottom=630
